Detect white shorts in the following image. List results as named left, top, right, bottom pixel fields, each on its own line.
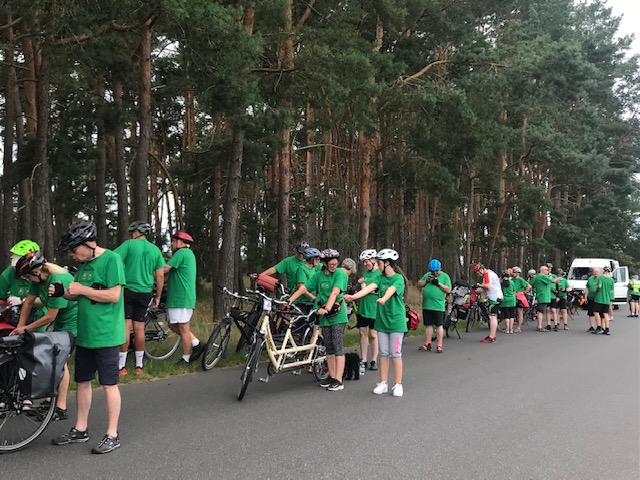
left=167, top=308, right=194, bottom=324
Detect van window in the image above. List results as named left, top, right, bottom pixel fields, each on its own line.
left=569, top=268, right=591, bottom=280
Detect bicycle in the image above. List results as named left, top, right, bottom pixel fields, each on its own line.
left=138, top=302, right=181, bottom=360
left=237, top=291, right=328, bottom=401
left=0, top=332, right=72, bottom=452
left=465, top=299, right=490, bottom=332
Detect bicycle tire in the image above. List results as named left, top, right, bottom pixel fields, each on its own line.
left=202, top=320, right=232, bottom=371
left=465, top=308, right=475, bottom=332
left=312, top=336, right=330, bottom=383
left=0, top=357, right=56, bottom=452
left=143, top=309, right=181, bottom=360
left=237, top=339, right=263, bottom=401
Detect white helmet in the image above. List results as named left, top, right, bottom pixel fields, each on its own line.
left=377, top=249, right=399, bottom=261
left=512, top=266, right=522, bottom=274
left=359, top=249, right=377, bottom=261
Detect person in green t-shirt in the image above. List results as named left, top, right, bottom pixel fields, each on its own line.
left=114, top=221, right=166, bottom=375
left=584, top=268, right=601, bottom=332
left=290, top=248, right=349, bottom=392
left=345, top=249, right=407, bottom=398
left=293, top=247, right=322, bottom=306
left=528, top=265, right=561, bottom=332
left=159, top=230, right=204, bottom=364
left=510, top=266, right=531, bottom=332
left=51, top=221, right=124, bottom=454
left=628, top=274, right=640, bottom=317
left=555, top=268, right=572, bottom=330
left=546, top=263, right=560, bottom=331
left=499, top=271, right=517, bottom=334
left=11, top=251, right=77, bottom=422
left=354, top=249, right=381, bottom=374
left=593, top=267, right=614, bottom=335
left=256, top=241, right=308, bottom=292
left=417, top=258, right=452, bottom=353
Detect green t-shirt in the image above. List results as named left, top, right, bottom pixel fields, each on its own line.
left=0, top=265, right=32, bottom=299
left=629, top=279, right=640, bottom=296
left=166, top=247, right=197, bottom=309
left=294, top=264, right=317, bottom=305
left=549, top=273, right=558, bottom=299
left=304, top=267, right=348, bottom=327
left=114, top=238, right=165, bottom=293
left=585, top=276, right=598, bottom=300
left=375, top=273, right=408, bottom=334
left=358, top=268, right=382, bottom=319
left=75, top=250, right=126, bottom=348
left=420, top=271, right=451, bottom=312
left=511, top=276, right=529, bottom=293
left=529, top=274, right=553, bottom=303
left=556, top=277, right=570, bottom=300
left=29, top=272, right=78, bottom=336
left=274, top=255, right=305, bottom=291
left=594, top=276, right=614, bottom=305
left=500, top=280, right=517, bottom=307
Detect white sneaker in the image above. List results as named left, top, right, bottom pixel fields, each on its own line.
left=373, top=382, right=388, bottom=394
left=392, top=384, right=403, bottom=397
left=359, top=361, right=366, bottom=377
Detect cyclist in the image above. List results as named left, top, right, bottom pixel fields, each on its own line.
left=417, top=258, right=452, bottom=353
left=555, top=268, right=571, bottom=330
left=51, top=221, right=125, bottom=454
left=473, top=263, right=503, bottom=343
left=584, top=268, right=600, bottom=332
left=594, top=267, right=614, bottom=335
left=160, top=230, right=204, bottom=363
left=114, top=221, right=166, bottom=375
left=10, top=251, right=77, bottom=421
left=354, top=249, right=380, bottom=374
left=293, top=247, right=322, bottom=307
left=256, top=241, right=309, bottom=291
left=345, top=249, right=407, bottom=397
left=529, top=265, right=561, bottom=332
left=511, top=266, right=531, bottom=332
left=628, top=275, right=640, bottom=317
left=499, top=271, right=517, bottom=334
left=289, top=248, right=348, bottom=392
left=546, top=263, right=560, bottom=331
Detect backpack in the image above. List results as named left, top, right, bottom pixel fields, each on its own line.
left=406, top=306, right=420, bottom=331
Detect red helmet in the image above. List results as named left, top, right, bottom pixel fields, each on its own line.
left=473, top=263, right=484, bottom=273
left=173, top=230, right=194, bottom=243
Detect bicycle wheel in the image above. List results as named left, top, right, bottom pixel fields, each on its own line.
left=237, top=339, right=263, bottom=401
left=0, top=357, right=56, bottom=453
left=312, top=336, right=329, bottom=383
left=202, top=320, right=232, bottom=371
left=465, top=308, right=476, bottom=332
left=144, top=309, right=181, bottom=360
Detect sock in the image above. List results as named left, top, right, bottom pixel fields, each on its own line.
left=437, top=342, right=442, bottom=348
left=182, top=354, right=191, bottom=362
left=118, top=352, right=127, bottom=370
left=135, top=351, right=144, bottom=368
left=191, top=338, right=200, bottom=347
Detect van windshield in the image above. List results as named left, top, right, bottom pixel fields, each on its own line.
left=569, top=268, right=592, bottom=280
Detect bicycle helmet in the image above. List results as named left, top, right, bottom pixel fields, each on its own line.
left=173, top=230, right=194, bottom=243
left=129, top=220, right=152, bottom=237
left=428, top=259, right=441, bottom=272
left=546, top=262, right=553, bottom=270
left=295, top=241, right=310, bottom=254
left=320, top=248, right=340, bottom=261
left=10, top=240, right=40, bottom=256
left=377, top=249, right=399, bottom=261
left=512, top=266, right=522, bottom=274
left=603, top=266, right=611, bottom=273
left=359, top=249, right=377, bottom=261
left=57, top=221, right=97, bottom=252
left=15, top=251, right=46, bottom=279
left=501, top=270, right=510, bottom=280
left=302, top=247, right=322, bottom=261
left=527, top=269, right=536, bottom=277
left=473, top=263, right=484, bottom=273
left=341, top=258, right=357, bottom=272
left=634, top=275, right=639, bottom=281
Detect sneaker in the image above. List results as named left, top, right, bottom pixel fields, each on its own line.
left=189, top=342, right=205, bottom=362
left=91, top=434, right=121, bottom=454
left=587, top=326, right=595, bottom=332
left=545, top=325, right=551, bottom=331
left=51, top=407, right=68, bottom=421
left=563, top=325, right=569, bottom=331
left=391, top=384, right=403, bottom=397
left=602, top=328, right=611, bottom=335
left=369, top=361, right=378, bottom=371
left=373, top=382, right=388, bottom=395
left=177, top=358, right=189, bottom=365
left=536, top=327, right=546, bottom=332
left=592, top=326, right=603, bottom=334
left=553, top=325, right=559, bottom=332
left=327, top=380, right=344, bottom=391
left=359, top=361, right=366, bottom=376
left=52, top=428, right=89, bottom=445
left=318, top=377, right=334, bottom=388
left=135, top=367, right=143, bottom=375
left=119, top=368, right=127, bottom=376
left=480, top=336, right=496, bottom=343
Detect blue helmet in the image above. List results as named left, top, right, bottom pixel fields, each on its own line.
left=303, top=247, right=322, bottom=261
left=428, top=259, right=441, bottom=272
left=634, top=275, right=639, bottom=281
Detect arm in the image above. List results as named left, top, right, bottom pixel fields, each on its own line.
left=153, top=268, right=164, bottom=308
left=258, top=267, right=277, bottom=277
left=13, top=294, right=37, bottom=330
left=344, top=282, right=378, bottom=302
left=321, top=286, right=342, bottom=315
left=67, top=282, right=122, bottom=304
left=11, top=307, right=60, bottom=335
left=377, top=285, right=396, bottom=305
left=288, top=284, right=309, bottom=304
left=417, top=279, right=427, bottom=288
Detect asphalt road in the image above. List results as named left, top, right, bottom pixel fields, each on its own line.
left=3, top=307, right=639, bottom=480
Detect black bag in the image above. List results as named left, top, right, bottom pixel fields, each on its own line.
left=16, top=331, right=75, bottom=399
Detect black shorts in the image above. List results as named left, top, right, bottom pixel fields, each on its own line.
left=630, top=295, right=640, bottom=304
left=74, top=345, right=120, bottom=386
left=356, top=314, right=376, bottom=329
left=422, top=309, right=445, bottom=327
left=536, top=302, right=549, bottom=314
left=556, top=298, right=567, bottom=310
left=548, top=298, right=557, bottom=308
left=124, top=289, right=153, bottom=322
left=487, top=303, right=500, bottom=317
left=499, top=306, right=516, bottom=320
left=587, top=299, right=595, bottom=316
left=593, top=302, right=609, bottom=314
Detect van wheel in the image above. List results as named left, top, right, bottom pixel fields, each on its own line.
left=613, top=305, right=619, bottom=310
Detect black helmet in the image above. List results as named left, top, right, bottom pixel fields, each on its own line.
left=15, top=251, right=46, bottom=279
left=57, top=221, right=97, bottom=252
left=129, top=221, right=151, bottom=237
left=295, top=241, right=310, bottom=254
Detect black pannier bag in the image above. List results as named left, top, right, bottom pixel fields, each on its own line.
left=16, top=331, right=75, bottom=399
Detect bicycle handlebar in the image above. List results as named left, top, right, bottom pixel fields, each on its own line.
left=220, top=287, right=257, bottom=303
left=0, top=333, right=27, bottom=349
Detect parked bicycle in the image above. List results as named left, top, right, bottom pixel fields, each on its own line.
left=138, top=302, right=181, bottom=360
left=465, top=298, right=490, bottom=332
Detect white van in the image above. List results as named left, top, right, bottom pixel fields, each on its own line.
left=567, top=258, right=629, bottom=305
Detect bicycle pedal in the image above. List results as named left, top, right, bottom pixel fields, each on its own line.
left=291, top=370, right=302, bottom=376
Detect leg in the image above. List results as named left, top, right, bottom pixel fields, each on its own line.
left=425, top=325, right=433, bottom=345
left=326, top=354, right=336, bottom=380
left=56, top=363, right=70, bottom=411
left=436, top=325, right=444, bottom=348
left=377, top=332, right=390, bottom=383
left=537, top=310, right=544, bottom=329
left=334, top=355, right=345, bottom=382
left=358, top=326, right=369, bottom=363
left=390, top=332, right=403, bottom=384
left=516, top=307, right=523, bottom=329
left=331, top=323, right=347, bottom=382
left=488, top=315, right=498, bottom=339
left=370, top=328, right=378, bottom=362
left=103, top=385, right=121, bottom=438
left=178, top=323, right=193, bottom=356
left=132, top=320, right=146, bottom=368
left=75, top=381, right=92, bottom=432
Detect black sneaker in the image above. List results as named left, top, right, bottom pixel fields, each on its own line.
left=91, top=434, right=121, bottom=454
left=369, top=361, right=378, bottom=371
left=177, top=358, right=189, bottom=365
left=545, top=325, right=551, bottom=331
left=40, top=406, right=68, bottom=422
left=602, top=328, right=611, bottom=335
left=52, top=428, right=89, bottom=445
left=318, top=377, right=334, bottom=388
left=553, top=325, right=559, bottom=332
left=587, top=327, right=595, bottom=333
left=327, top=380, right=344, bottom=391
left=189, top=342, right=205, bottom=362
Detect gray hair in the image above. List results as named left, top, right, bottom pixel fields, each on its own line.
left=341, top=258, right=357, bottom=273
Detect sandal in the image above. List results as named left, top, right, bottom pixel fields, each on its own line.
left=436, top=346, right=443, bottom=353
left=514, top=328, right=521, bottom=333
left=419, top=343, right=432, bottom=352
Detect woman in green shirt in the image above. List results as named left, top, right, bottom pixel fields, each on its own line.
left=345, top=249, right=407, bottom=398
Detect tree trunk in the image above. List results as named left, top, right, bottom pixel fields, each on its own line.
left=113, top=80, right=129, bottom=243
left=357, top=132, right=371, bottom=250
left=93, top=81, right=107, bottom=245
left=2, top=19, right=17, bottom=253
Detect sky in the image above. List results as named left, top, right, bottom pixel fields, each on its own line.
left=606, top=0, right=639, bottom=55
